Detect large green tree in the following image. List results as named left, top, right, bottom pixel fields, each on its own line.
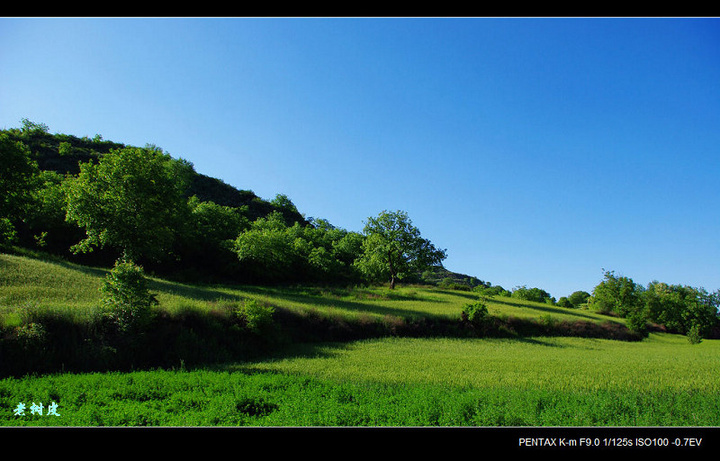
left=0, top=134, right=39, bottom=244
left=64, top=146, right=194, bottom=262
left=233, top=212, right=364, bottom=284
left=644, top=282, right=718, bottom=338
left=587, top=270, right=643, bottom=317
left=355, top=210, right=446, bottom=289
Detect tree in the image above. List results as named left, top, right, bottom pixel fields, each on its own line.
left=233, top=211, right=300, bottom=282
left=0, top=134, right=40, bottom=244
left=233, top=211, right=363, bottom=284
left=556, top=297, right=572, bottom=308
left=64, top=146, right=194, bottom=262
left=512, top=285, right=553, bottom=304
left=355, top=210, right=446, bottom=289
left=568, top=290, right=591, bottom=308
left=588, top=270, right=643, bottom=317
left=644, top=282, right=718, bottom=339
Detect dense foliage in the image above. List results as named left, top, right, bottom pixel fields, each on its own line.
left=355, top=210, right=447, bottom=289
left=588, top=270, right=719, bottom=342
left=1, top=119, right=717, bottom=344
left=0, top=120, right=445, bottom=289
left=0, top=132, right=40, bottom=244
left=65, top=146, right=194, bottom=262
left=511, top=286, right=554, bottom=304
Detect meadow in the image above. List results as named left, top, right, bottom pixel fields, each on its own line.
left=1, top=251, right=719, bottom=427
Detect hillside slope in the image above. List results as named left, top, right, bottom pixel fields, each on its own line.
left=0, top=252, right=644, bottom=377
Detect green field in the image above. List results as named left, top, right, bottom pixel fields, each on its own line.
left=1, top=252, right=719, bottom=426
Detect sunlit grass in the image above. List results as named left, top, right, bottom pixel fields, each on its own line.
left=236, top=334, right=720, bottom=394
left=0, top=252, right=617, bottom=328
left=2, top=252, right=720, bottom=427
left=2, top=334, right=719, bottom=426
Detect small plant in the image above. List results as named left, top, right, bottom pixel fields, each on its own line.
left=461, top=300, right=489, bottom=327
left=627, top=312, right=649, bottom=338
left=687, top=323, right=703, bottom=345
left=236, top=299, right=274, bottom=334
left=14, top=321, right=47, bottom=351
left=100, top=257, right=158, bottom=334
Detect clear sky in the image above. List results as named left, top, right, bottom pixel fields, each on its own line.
left=2, top=17, right=719, bottom=297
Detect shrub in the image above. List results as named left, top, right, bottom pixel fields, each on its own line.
left=556, top=297, right=572, bottom=308
left=687, top=323, right=703, bottom=345
left=100, top=258, right=158, bottom=334
left=512, top=286, right=553, bottom=304
left=236, top=299, right=275, bottom=334
left=568, top=291, right=591, bottom=308
left=14, top=322, right=48, bottom=351
left=461, top=300, right=489, bottom=327
left=626, top=312, right=649, bottom=338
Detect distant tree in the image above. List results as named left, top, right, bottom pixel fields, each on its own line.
left=0, top=134, right=39, bottom=244
left=233, top=211, right=364, bottom=284
left=588, top=270, right=643, bottom=317
left=20, top=118, right=49, bottom=135
left=64, top=146, right=194, bottom=262
left=556, top=297, right=572, bottom=308
left=644, top=281, right=718, bottom=338
left=233, top=211, right=300, bottom=282
left=186, top=196, right=249, bottom=248
left=355, top=210, right=446, bottom=289
left=474, top=284, right=511, bottom=298
left=271, top=193, right=299, bottom=214
left=512, top=286, right=553, bottom=304
left=568, top=291, right=591, bottom=308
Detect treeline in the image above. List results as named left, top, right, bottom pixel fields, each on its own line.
left=0, top=120, right=445, bottom=288
left=467, top=272, right=719, bottom=343
left=473, top=273, right=719, bottom=342
left=585, top=270, right=719, bottom=342
left=3, top=120, right=717, bottom=342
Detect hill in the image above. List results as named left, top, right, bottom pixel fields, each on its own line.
left=0, top=251, right=642, bottom=377
left=1, top=123, right=306, bottom=225
left=1, top=120, right=484, bottom=287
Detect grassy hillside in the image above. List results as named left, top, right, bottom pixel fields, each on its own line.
left=2, top=251, right=719, bottom=427
left=0, top=250, right=630, bottom=334
left=1, top=250, right=642, bottom=377
left=2, top=333, right=719, bottom=427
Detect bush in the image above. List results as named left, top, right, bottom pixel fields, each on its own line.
left=461, top=300, right=489, bottom=327
left=626, top=312, right=649, bottom=338
left=568, top=291, right=591, bottom=308
left=556, top=297, right=572, bottom=308
left=14, top=322, right=48, bottom=352
left=687, top=323, right=703, bottom=345
left=236, top=299, right=275, bottom=334
left=100, top=258, right=158, bottom=334
left=512, top=286, right=553, bottom=304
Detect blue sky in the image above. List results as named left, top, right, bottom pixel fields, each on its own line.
left=2, top=17, right=719, bottom=297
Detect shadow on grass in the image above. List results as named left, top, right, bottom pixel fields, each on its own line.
left=490, top=297, right=607, bottom=322
left=230, top=285, right=455, bottom=321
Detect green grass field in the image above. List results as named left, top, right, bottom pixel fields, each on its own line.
left=1, top=251, right=719, bottom=426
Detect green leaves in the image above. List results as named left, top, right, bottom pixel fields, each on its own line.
left=100, top=258, right=158, bottom=334
left=0, top=133, right=40, bottom=244
left=64, top=146, right=194, bottom=262
left=233, top=212, right=363, bottom=284
left=355, top=210, right=447, bottom=289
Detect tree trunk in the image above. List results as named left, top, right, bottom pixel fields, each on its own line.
left=388, top=250, right=396, bottom=289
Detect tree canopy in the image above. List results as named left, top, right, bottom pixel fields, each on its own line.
left=0, top=133, right=40, bottom=244
left=355, top=210, right=446, bottom=289
left=64, top=146, right=194, bottom=262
